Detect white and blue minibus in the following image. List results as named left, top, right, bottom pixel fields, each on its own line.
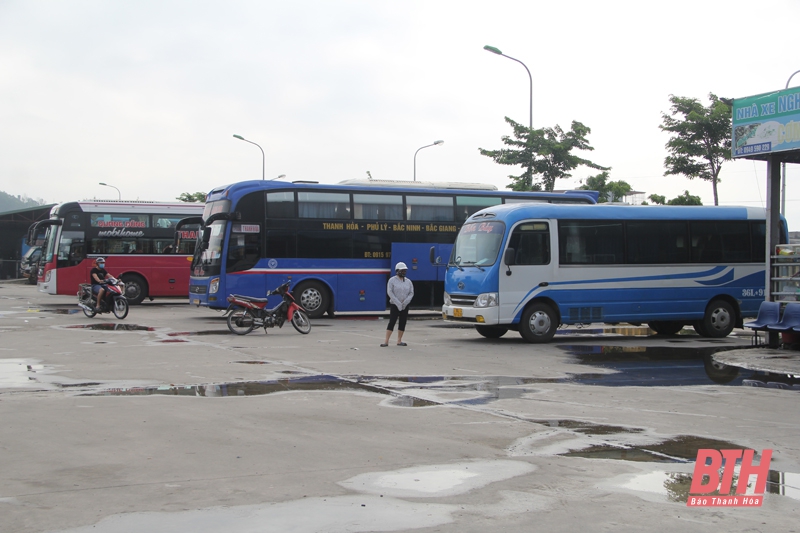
left=438, top=203, right=788, bottom=342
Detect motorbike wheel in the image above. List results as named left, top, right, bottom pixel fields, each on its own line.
left=291, top=310, right=311, bottom=334
left=227, top=308, right=256, bottom=335
left=82, top=305, right=97, bottom=318
left=113, top=298, right=129, bottom=319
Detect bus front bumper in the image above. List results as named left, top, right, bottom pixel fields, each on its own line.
left=441, top=304, right=500, bottom=325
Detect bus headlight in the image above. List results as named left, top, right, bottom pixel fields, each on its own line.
left=443, top=292, right=452, bottom=306
left=45, top=270, right=51, bottom=282
left=474, top=292, right=498, bottom=308
left=209, top=277, right=220, bottom=294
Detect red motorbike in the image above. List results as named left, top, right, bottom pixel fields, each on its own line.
left=224, top=281, right=311, bottom=335
left=77, top=278, right=129, bottom=319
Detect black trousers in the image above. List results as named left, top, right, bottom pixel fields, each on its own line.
left=386, top=304, right=409, bottom=332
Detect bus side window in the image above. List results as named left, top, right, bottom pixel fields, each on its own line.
left=508, top=223, right=550, bottom=265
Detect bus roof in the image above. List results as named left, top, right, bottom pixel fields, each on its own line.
left=467, top=202, right=775, bottom=224
left=206, top=179, right=600, bottom=203
left=51, top=201, right=204, bottom=217
left=337, top=178, right=498, bottom=190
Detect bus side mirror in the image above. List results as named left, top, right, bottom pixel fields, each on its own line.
left=429, top=246, right=445, bottom=266
left=504, top=248, right=516, bottom=266
left=504, top=247, right=515, bottom=276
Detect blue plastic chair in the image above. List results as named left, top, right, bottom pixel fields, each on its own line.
left=768, top=303, right=800, bottom=332
left=744, top=301, right=781, bottom=331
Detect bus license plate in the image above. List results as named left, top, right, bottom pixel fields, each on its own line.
left=453, top=308, right=462, bottom=318
left=193, top=298, right=200, bottom=305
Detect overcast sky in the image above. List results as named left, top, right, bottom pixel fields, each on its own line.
left=1, top=0, right=798, bottom=229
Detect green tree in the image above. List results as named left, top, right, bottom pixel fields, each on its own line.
left=479, top=117, right=608, bottom=192
left=177, top=192, right=206, bottom=203
left=648, top=194, right=666, bottom=205
left=579, top=171, right=632, bottom=203
left=660, top=93, right=731, bottom=206
left=667, top=190, right=703, bottom=205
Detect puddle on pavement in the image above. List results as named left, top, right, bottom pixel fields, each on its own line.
left=530, top=419, right=644, bottom=436
left=166, top=330, right=231, bottom=336
left=83, top=374, right=388, bottom=397
left=36, top=308, right=82, bottom=315
left=66, top=323, right=156, bottom=331
left=563, top=435, right=742, bottom=463
left=80, top=373, right=442, bottom=406
left=621, top=468, right=800, bottom=503
left=565, top=435, right=800, bottom=502
left=559, top=345, right=800, bottom=390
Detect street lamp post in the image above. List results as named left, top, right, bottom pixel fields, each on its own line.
left=413, top=140, right=444, bottom=181
left=483, top=45, right=533, bottom=132
left=233, top=134, right=265, bottom=180
left=99, top=182, right=121, bottom=200
left=484, top=45, right=534, bottom=188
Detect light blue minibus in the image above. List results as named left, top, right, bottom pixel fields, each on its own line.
left=438, top=203, right=787, bottom=342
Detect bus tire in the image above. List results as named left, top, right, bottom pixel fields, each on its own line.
left=475, top=325, right=508, bottom=339
left=700, top=299, right=735, bottom=338
left=692, top=321, right=708, bottom=336
left=648, top=321, right=684, bottom=335
left=293, top=281, right=328, bottom=319
left=120, top=274, right=148, bottom=305
left=519, top=303, right=558, bottom=343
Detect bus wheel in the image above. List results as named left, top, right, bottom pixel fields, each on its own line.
left=121, top=274, right=148, bottom=305
left=648, top=321, right=684, bottom=335
left=519, top=303, right=558, bottom=343
left=700, top=299, right=735, bottom=338
left=294, top=281, right=328, bottom=319
left=475, top=325, right=508, bottom=339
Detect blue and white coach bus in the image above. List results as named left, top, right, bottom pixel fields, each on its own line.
left=188, top=179, right=598, bottom=317
left=438, top=203, right=788, bottom=342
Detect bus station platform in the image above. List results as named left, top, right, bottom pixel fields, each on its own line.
left=712, top=345, right=800, bottom=376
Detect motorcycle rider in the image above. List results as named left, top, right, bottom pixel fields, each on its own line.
left=90, top=257, right=110, bottom=310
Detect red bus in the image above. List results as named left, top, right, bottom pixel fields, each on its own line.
left=28, top=201, right=204, bottom=304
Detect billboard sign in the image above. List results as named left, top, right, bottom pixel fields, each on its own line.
left=732, top=88, right=800, bottom=158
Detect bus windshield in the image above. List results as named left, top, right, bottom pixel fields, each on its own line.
left=42, top=225, right=58, bottom=264
left=192, top=220, right=227, bottom=276
left=451, top=221, right=505, bottom=267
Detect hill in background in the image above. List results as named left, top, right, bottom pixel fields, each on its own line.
left=0, top=191, right=46, bottom=214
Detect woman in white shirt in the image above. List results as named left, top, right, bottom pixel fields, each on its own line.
left=382, top=262, right=414, bottom=347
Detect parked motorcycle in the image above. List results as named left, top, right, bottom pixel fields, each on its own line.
left=77, top=278, right=129, bottom=319
left=225, top=281, right=311, bottom=335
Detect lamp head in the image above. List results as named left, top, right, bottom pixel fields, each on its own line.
left=233, top=134, right=244, bottom=140
left=434, top=140, right=444, bottom=146
left=483, top=45, right=502, bottom=55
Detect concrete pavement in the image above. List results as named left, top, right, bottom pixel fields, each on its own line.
left=1, top=282, right=798, bottom=533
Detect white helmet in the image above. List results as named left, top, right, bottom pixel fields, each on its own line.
left=395, top=262, right=408, bottom=271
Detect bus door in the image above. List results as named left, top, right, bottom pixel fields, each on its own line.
left=55, top=230, right=86, bottom=289
left=498, top=221, right=554, bottom=323
left=392, top=242, right=446, bottom=307
left=224, top=222, right=264, bottom=298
